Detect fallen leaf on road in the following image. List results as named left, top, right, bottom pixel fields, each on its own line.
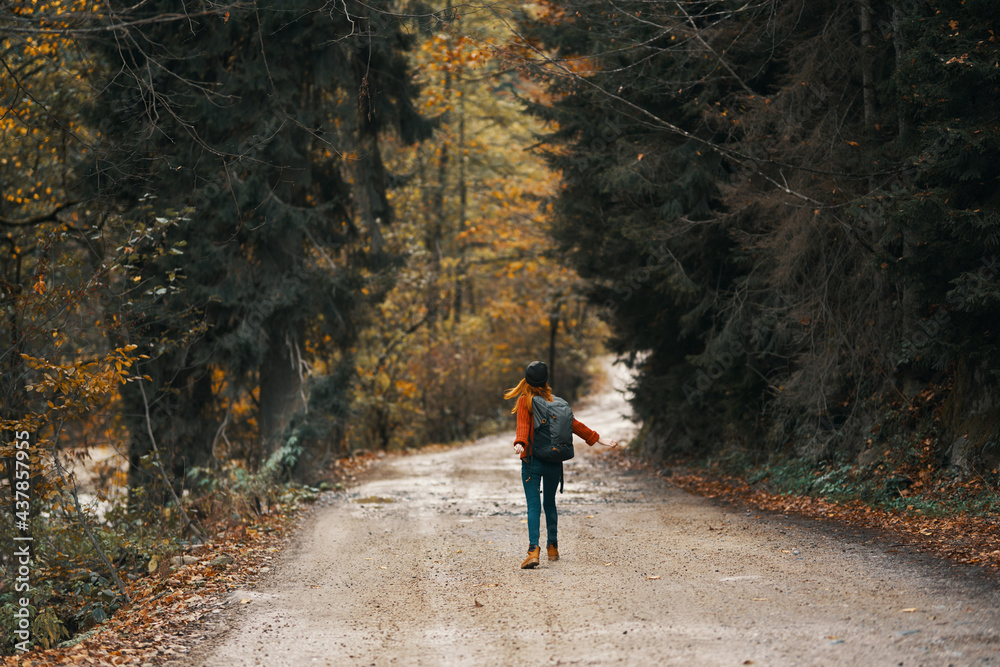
left=239, top=599, right=251, bottom=604
left=603, top=562, right=612, bottom=566
left=474, top=599, right=483, bottom=607
left=901, top=608, right=917, bottom=612
left=647, top=575, right=661, bottom=580
left=752, top=598, right=768, bottom=601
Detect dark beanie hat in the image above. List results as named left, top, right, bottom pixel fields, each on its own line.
left=525, top=361, right=548, bottom=387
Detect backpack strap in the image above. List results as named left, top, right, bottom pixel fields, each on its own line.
left=525, top=399, right=535, bottom=456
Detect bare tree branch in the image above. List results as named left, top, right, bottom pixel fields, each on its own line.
left=49, top=414, right=132, bottom=602
left=137, top=380, right=206, bottom=541
left=0, top=202, right=78, bottom=228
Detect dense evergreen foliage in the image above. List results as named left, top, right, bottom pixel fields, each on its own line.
left=885, top=0, right=1000, bottom=459
left=83, top=1, right=433, bottom=497
left=520, top=0, right=1000, bottom=470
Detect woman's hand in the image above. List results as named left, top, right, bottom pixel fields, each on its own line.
left=598, top=438, right=620, bottom=449
left=514, top=443, right=525, bottom=456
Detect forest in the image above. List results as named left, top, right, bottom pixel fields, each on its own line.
left=1, top=0, right=998, bottom=656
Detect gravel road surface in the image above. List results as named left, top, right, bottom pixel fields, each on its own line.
left=185, top=363, right=1000, bottom=666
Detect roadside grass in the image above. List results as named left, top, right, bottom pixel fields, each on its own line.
left=703, top=444, right=1000, bottom=521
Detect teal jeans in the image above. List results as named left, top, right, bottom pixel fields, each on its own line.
left=521, top=457, right=562, bottom=547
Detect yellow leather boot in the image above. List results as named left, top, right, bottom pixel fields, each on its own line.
left=520, top=546, right=540, bottom=569
left=546, top=544, right=559, bottom=561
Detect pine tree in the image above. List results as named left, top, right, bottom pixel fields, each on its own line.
left=519, top=1, right=930, bottom=460
left=881, top=0, right=1000, bottom=461
left=84, top=1, right=431, bottom=496
left=520, top=1, right=765, bottom=455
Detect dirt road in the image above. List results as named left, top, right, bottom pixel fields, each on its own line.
left=186, top=364, right=1000, bottom=666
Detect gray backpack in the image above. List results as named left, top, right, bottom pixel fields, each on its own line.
left=530, top=395, right=575, bottom=462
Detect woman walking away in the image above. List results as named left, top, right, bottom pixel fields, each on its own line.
left=505, top=361, right=619, bottom=569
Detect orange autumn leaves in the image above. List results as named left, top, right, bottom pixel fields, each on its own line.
left=350, top=6, right=604, bottom=451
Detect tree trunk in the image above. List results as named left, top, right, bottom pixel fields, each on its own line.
left=454, top=76, right=468, bottom=323
left=548, top=304, right=560, bottom=393
left=257, top=219, right=306, bottom=460
left=891, top=2, right=909, bottom=143
left=859, top=0, right=876, bottom=132
left=258, top=322, right=305, bottom=460
left=427, top=0, right=454, bottom=326
left=940, top=359, right=1000, bottom=473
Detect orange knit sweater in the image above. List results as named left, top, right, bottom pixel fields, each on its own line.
left=513, top=401, right=600, bottom=459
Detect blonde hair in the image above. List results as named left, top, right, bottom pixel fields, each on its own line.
left=504, top=378, right=553, bottom=416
